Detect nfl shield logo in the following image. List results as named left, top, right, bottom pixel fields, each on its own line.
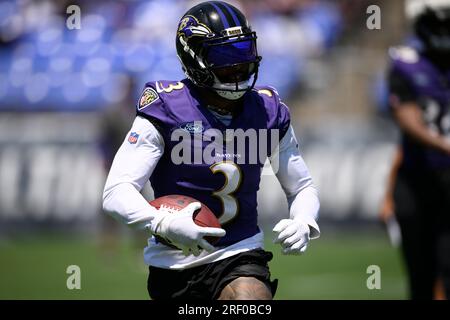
left=128, top=132, right=139, bottom=144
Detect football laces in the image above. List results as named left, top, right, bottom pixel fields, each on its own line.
left=159, top=204, right=179, bottom=214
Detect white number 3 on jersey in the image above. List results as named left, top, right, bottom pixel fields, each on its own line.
left=210, top=161, right=242, bottom=225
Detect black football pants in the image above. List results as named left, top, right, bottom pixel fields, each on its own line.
left=394, top=167, right=450, bottom=300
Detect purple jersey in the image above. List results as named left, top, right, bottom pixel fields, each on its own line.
left=388, top=46, right=450, bottom=169
left=136, top=79, right=290, bottom=246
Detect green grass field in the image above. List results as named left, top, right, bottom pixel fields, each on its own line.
left=0, top=228, right=407, bottom=300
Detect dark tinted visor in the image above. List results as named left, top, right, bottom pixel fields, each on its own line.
left=204, top=36, right=257, bottom=67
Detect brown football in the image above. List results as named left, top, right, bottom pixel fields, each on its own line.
left=149, top=194, right=222, bottom=247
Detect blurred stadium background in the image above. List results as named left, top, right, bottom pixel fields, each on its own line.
left=0, top=0, right=410, bottom=299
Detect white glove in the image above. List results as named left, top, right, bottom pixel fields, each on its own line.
left=273, top=219, right=310, bottom=255
left=149, top=202, right=226, bottom=256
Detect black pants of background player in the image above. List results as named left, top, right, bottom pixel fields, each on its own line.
left=394, top=166, right=450, bottom=300
left=147, top=248, right=278, bottom=300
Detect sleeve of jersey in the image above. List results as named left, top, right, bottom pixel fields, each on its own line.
left=388, top=61, right=418, bottom=106
left=102, top=116, right=164, bottom=230
left=259, top=87, right=291, bottom=141
left=277, top=101, right=291, bottom=141
left=270, top=125, right=320, bottom=239
left=135, top=82, right=168, bottom=132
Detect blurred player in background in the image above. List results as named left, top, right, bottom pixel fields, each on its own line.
left=102, top=1, right=320, bottom=300
left=386, top=0, right=450, bottom=299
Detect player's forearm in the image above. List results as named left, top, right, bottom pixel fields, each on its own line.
left=101, top=116, right=165, bottom=229
left=403, top=123, right=450, bottom=154
left=385, top=146, right=403, bottom=197
left=103, top=182, right=159, bottom=230
left=272, top=125, right=321, bottom=237
left=394, top=104, right=450, bottom=155
left=287, top=185, right=320, bottom=239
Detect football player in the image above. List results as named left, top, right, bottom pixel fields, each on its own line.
left=103, top=1, right=320, bottom=300
left=387, top=0, right=450, bottom=299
